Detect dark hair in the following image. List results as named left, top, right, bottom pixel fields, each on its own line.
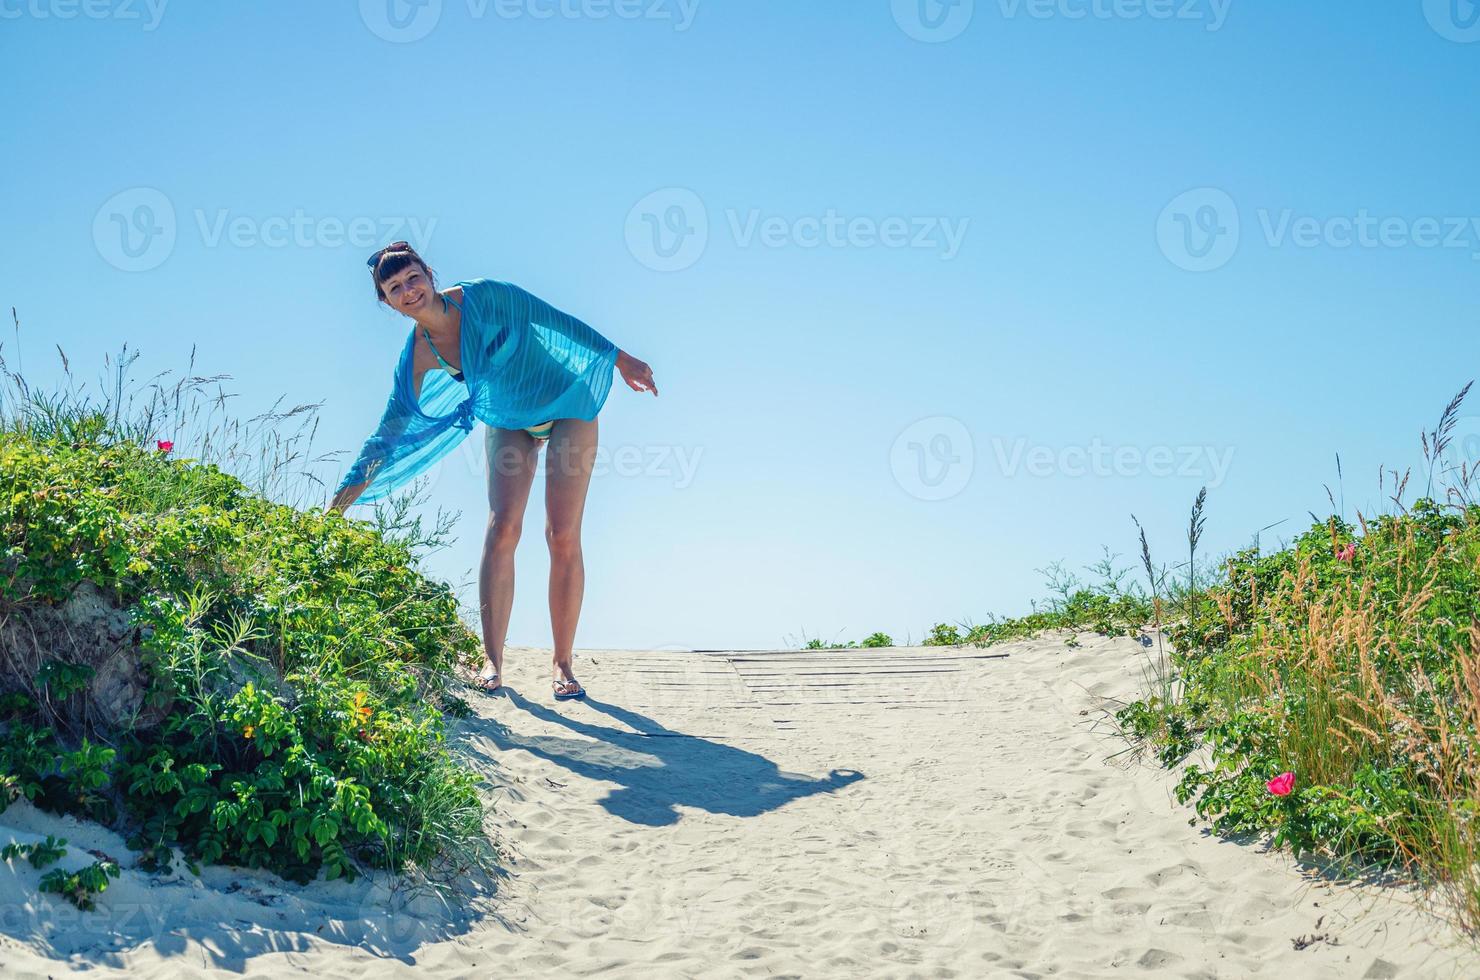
left=368, top=243, right=436, bottom=303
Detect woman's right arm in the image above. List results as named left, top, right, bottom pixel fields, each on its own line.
left=329, top=369, right=420, bottom=513
left=329, top=480, right=367, bottom=513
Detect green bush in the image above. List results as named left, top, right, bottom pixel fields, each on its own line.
left=2, top=834, right=68, bottom=869
left=0, top=429, right=494, bottom=888
left=39, top=859, right=120, bottom=910
left=923, top=623, right=962, bottom=646
left=799, top=631, right=893, bottom=650
left=938, top=551, right=1161, bottom=650
left=1120, top=498, right=1480, bottom=932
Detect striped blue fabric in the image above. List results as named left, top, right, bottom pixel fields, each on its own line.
left=336, top=278, right=619, bottom=503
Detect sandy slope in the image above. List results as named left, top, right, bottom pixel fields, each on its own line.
left=0, top=633, right=1474, bottom=978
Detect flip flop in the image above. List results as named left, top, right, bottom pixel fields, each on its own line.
left=553, top=678, right=585, bottom=701
left=474, top=667, right=502, bottom=693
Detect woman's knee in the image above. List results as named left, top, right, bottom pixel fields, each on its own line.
left=545, top=522, right=582, bottom=558
left=487, top=515, right=522, bottom=551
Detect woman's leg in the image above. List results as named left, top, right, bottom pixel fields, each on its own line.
left=480, top=424, right=541, bottom=686
left=544, top=416, right=599, bottom=687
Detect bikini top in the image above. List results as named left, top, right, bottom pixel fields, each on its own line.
left=421, top=293, right=465, bottom=383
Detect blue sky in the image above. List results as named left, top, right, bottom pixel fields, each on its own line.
left=4, top=1, right=1480, bottom=650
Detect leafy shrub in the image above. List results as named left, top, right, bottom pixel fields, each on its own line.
left=39, top=859, right=120, bottom=910
left=799, top=631, right=893, bottom=650
left=923, top=623, right=962, bottom=646
left=35, top=662, right=94, bottom=699
left=0, top=413, right=495, bottom=891
left=1, top=835, right=67, bottom=869
left=1120, top=498, right=1480, bottom=933
left=942, top=550, right=1163, bottom=650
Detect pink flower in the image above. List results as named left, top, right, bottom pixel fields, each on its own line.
left=1266, top=771, right=1295, bottom=797
left=156, top=440, right=174, bottom=453
left=1334, top=543, right=1356, bottom=562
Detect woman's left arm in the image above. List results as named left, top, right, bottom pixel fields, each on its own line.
left=502, top=281, right=658, bottom=397
left=615, top=349, right=658, bottom=396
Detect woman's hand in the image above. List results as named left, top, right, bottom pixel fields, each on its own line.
left=616, top=350, right=658, bottom=396
left=329, top=480, right=367, bottom=514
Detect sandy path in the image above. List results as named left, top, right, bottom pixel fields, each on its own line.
left=0, top=633, right=1472, bottom=977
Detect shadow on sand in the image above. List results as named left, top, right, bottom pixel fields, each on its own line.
left=460, top=690, right=864, bottom=826
left=0, top=805, right=508, bottom=970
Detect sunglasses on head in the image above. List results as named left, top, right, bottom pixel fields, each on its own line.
left=366, top=241, right=411, bottom=268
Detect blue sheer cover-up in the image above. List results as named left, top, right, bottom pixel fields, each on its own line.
left=335, top=278, right=620, bottom=503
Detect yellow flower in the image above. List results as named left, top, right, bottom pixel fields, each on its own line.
left=243, top=724, right=256, bottom=739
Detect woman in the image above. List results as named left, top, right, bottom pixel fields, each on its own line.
left=330, top=243, right=657, bottom=701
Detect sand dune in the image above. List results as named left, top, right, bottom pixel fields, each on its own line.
left=1, top=632, right=1472, bottom=977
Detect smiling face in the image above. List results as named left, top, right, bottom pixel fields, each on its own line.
left=377, top=261, right=437, bottom=316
